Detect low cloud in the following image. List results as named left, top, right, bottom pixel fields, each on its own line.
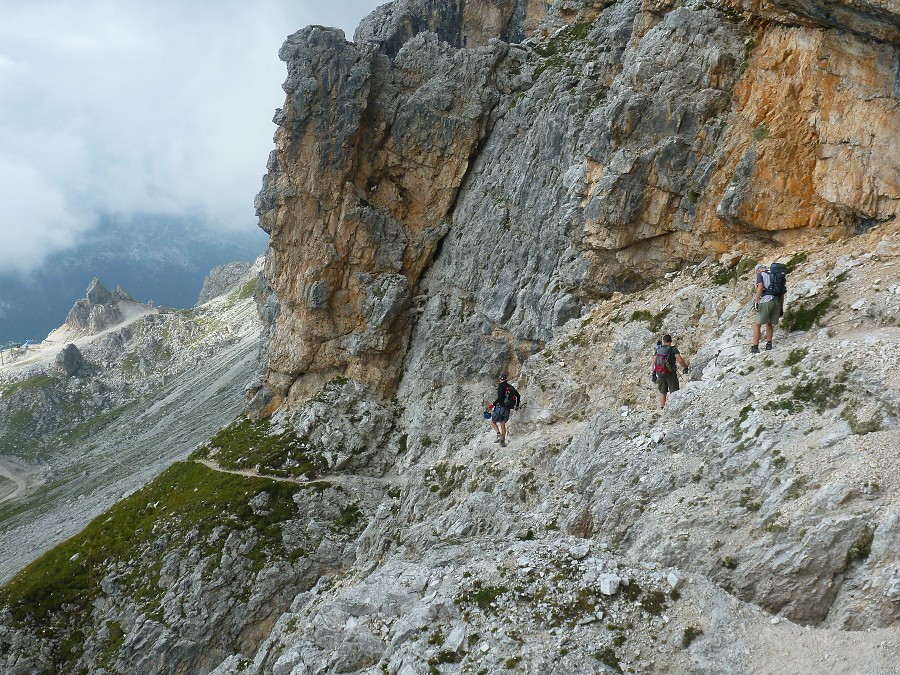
left=0, top=0, right=381, bottom=274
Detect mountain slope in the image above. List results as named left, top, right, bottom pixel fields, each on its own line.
left=0, top=267, right=263, bottom=583
left=1, top=0, right=898, bottom=673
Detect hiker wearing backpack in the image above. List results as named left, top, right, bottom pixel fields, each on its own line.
left=751, top=262, right=787, bottom=353
left=650, top=334, right=690, bottom=409
left=489, top=373, right=520, bottom=447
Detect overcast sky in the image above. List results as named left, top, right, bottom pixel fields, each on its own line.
left=0, top=0, right=384, bottom=275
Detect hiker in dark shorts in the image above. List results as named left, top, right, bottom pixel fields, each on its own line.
left=489, top=373, right=520, bottom=447
left=650, top=334, right=690, bottom=409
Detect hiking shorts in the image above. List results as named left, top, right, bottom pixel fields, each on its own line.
left=756, top=298, right=780, bottom=326
left=491, top=406, right=510, bottom=423
left=657, top=373, right=679, bottom=394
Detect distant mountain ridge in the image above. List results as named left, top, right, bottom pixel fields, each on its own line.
left=0, top=215, right=266, bottom=345
left=0, top=260, right=263, bottom=582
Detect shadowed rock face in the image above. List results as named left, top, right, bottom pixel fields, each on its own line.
left=769, top=0, right=900, bottom=44
left=54, top=344, right=84, bottom=377
left=254, top=0, right=899, bottom=409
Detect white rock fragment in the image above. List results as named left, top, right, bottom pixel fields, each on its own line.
left=850, top=299, right=866, bottom=311
left=667, top=570, right=686, bottom=590
left=569, top=543, right=590, bottom=560
left=885, top=577, right=900, bottom=602
left=874, top=239, right=899, bottom=257
left=599, top=574, right=621, bottom=596
left=446, top=621, right=467, bottom=652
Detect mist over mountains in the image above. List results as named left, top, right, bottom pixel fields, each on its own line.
left=0, top=215, right=266, bottom=345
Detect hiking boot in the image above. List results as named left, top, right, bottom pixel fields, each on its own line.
left=493, top=436, right=502, bottom=444
left=500, top=438, right=507, bottom=447
left=765, top=341, right=773, bottom=351
left=750, top=345, right=760, bottom=354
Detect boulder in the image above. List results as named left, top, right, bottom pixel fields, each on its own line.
left=55, top=344, right=85, bottom=377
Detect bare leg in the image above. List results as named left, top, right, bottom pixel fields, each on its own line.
left=659, top=392, right=666, bottom=409
left=752, top=323, right=761, bottom=346
left=765, top=323, right=774, bottom=341
left=500, top=421, right=507, bottom=440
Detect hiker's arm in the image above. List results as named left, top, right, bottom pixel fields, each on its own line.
left=676, top=354, right=688, bottom=368
left=752, top=281, right=764, bottom=310
left=754, top=281, right=764, bottom=303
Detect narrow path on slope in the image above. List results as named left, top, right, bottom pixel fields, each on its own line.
left=0, top=466, right=25, bottom=504
left=0, top=458, right=37, bottom=505
left=195, top=458, right=391, bottom=491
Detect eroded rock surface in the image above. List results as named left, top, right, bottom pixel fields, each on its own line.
left=254, top=0, right=899, bottom=410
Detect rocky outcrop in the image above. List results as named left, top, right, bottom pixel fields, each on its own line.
left=196, top=262, right=254, bottom=305
left=54, top=344, right=84, bottom=377
left=253, top=17, right=539, bottom=407
left=768, top=0, right=900, bottom=44
left=2, top=0, right=899, bottom=673
left=253, top=0, right=899, bottom=410
left=65, top=278, right=132, bottom=333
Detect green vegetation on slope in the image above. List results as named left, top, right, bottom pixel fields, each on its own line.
left=0, top=461, right=320, bottom=669
left=193, top=416, right=327, bottom=479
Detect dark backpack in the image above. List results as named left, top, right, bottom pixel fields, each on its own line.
left=502, top=384, right=519, bottom=407
left=653, top=345, right=674, bottom=374
left=764, top=263, right=787, bottom=297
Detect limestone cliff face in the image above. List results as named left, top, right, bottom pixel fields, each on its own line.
left=254, top=17, right=532, bottom=408
left=253, top=0, right=899, bottom=408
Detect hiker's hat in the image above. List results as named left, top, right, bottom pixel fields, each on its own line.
left=499, top=373, right=508, bottom=380
left=754, top=263, right=766, bottom=271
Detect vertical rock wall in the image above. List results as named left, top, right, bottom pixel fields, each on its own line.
left=255, top=0, right=899, bottom=410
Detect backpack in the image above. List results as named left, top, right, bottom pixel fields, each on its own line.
left=763, top=263, right=787, bottom=297
left=653, top=345, right=674, bottom=374
left=502, top=384, right=518, bottom=407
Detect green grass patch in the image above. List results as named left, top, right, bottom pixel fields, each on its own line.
left=195, top=416, right=325, bottom=479
left=332, top=503, right=363, bottom=533
left=846, top=527, right=874, bottom=564
left=457, top=584, right=508, bottom=611
left=764, top=376, right=846, bottom=414
left=630, top=307, right=671, bottom=333
left=738, top=487, right=762, bottom=512
left=783, top=275, right=843, bottom=332
left=782, top=296, right=833, bottom=332
left=428, top=463, right=467, bottom=499
left=713, top=257, right=757, bottom=285
left=0, top=374, right=57, bottom=399
left=532, top=21, right=593, bottom=79
left=640, top=589, right=668, bottom=616
left=681, top=626, right=703, bottom=648
left=0, top=461, right=315, bottom=668
left=593, top=646, right=622, bottom=673
left=842, top=406, right=882, bottom=435
left=784, top=348, right=808, bottom=366
left=784, top=252, right=808, bottom=274
left=236, top=278, right=258, bottom=300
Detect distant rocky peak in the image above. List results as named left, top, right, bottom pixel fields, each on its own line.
left=85, top=278, right=113, bottom=306
left=66, top=278, right=131, bottom=334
